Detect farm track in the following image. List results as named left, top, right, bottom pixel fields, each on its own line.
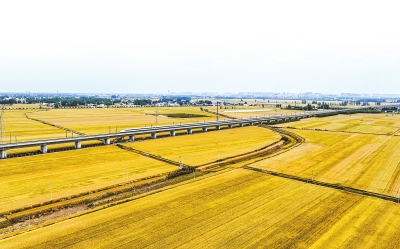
left=243, top=166, right=400, bottom=204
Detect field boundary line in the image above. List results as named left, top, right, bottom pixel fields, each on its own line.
left=24, top=111, right=85, bottom=136
left=243, top=166, right=400, bottom=204
left=116, top=144, right=192, bottom=168
left=283, top=127, right=393, bottom=136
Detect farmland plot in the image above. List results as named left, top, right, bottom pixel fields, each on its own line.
left=278, top=113, right=400, bottom=134
left=0, top=146, right=176, bottom=213
left=251, top=129, right=400, bottom=196
left=27, top=107, right=217, bottom=135
left=124, top=126, right=281, bottom=166
left=1, top=169, right=399, bottom=249
left=1, top=110, right=65, bottom=142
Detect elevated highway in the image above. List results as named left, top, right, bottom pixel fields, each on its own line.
left=1, top=105, right=399, bottom=159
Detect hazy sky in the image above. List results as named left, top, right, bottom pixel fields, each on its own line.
left=1, top=0, right=399, bottom=94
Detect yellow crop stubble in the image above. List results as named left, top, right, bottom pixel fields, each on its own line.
left=1, top=169, right=399, bottom=249
left=278, top=113, right=400, bottom=134
left=125, top=126, right=281, bottom=166
left=1, top=110, right=65, bottom=142
left=0, top=146, right=177, bottom=213
left=27, top=107, right=217, bottom=135
left=251, top=129, right=400, bottom=196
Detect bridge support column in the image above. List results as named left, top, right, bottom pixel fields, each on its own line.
left=202, top=127, right=207, bottom=132
left=0, top=150, right=6, bottom=159
left=239, top=123, right=244, bottom=127
left=216, top=125, right=220, bottom=130
left=104, top=138, right=110, bottom=145
left=40, top=144, right=48, bottom=154
left=170, top=130, right=176, bottom=136
left=249, top=122, right=253, bottom=126
left=74, top=141, right=82, bottom=149
left=151, top=132, right=157, bottom=139
left=228, top=124, right=233, bottom=128
left=187, top=128, right=192, bottom=134
left=128, top=135, right=135, bottom=142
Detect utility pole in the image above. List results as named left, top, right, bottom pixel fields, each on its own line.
left=155, top=106, right=158, bottom=124
left=216, top=101, right=219, bottom=121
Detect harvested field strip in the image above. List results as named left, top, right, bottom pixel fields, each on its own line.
left=1, top=169, right=399, bottom=248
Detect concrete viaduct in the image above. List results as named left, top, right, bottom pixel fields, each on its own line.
left=0, top=106, right=399, bottom=159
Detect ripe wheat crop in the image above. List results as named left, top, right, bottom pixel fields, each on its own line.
left=125, top=126, right=281, bottom=166
left=0, top=146, right=176, bottom=213
left=251, top=129, right=400, bottom=196
left=1, top=169, right=399, bottom=249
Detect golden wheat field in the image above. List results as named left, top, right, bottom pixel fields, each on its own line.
left=27, top=107, right=217, bottom=135
left=1, top=169, right=399, bottom=249
left=0, top=107, right=218, bottom=143
left=125, top=126, right=281, bottom=166
left=221, top=107, right=305, bottom=119
left=278, top=113, right=400, bottom=134
left=251, top=129, right=400, bottom=196
left=0, top=110, right=65, bottom=142
left=0, top=146, right=177, bottom=213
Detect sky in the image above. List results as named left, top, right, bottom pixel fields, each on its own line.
left=0, top=0, right=400, bottom=94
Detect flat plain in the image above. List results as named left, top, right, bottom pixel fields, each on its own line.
left=1, top=169, right=399, bottom=249
left=0, top=146, right=177, bottom=213
left=1, top=107, right=217, bottom=143
left=1, top=110, right=65, bottom=142
left=2, top=106, right=400, bottom=247
left=277, top=113, right=400, bottom=134
left=125, top=126, right=281, bottom=166
left=251, top=129, right=400, bottom=196
left=27, top=107, right=217, bottom=135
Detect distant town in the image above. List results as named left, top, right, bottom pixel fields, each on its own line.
left=1, top=92, right=399, bottom=109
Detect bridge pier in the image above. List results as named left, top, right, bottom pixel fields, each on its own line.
left=216, top=125, right=220, bottom=130
left=187, top=128, right=192, bottom=134
left=228, top=124, right=233, bottom=128
left=249, top=122, right=253, bottom=126
left=40, top=144, right=48, bottom=154
left=202, top=127, right=207, bottom=132
left=170, top=130, right=176, bottom=136
left=74, top=141, right=82, bottom=149
left=0, top=150, right=6, bottom=159
left=104, top=138, right=111, bottom=145
left=128, top=135, right=135, bottom=142
left=239, top=123, right=244, bottom=127
left=151, top=132, right=157, bottom=139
